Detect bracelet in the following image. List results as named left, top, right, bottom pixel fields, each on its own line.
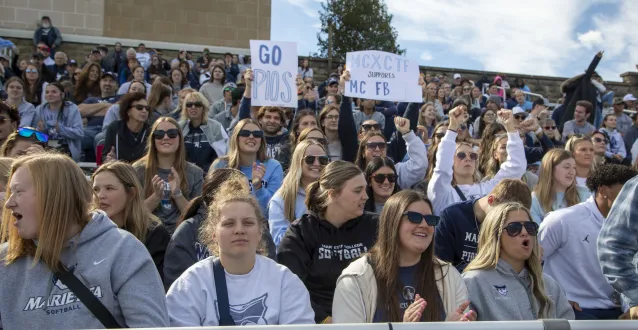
left=172, top=189, right=183, bottom=198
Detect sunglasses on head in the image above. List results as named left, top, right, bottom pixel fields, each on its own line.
left=361, top=123, right=381, bottom=131
left=503, top=221, right=539, bottom=237
left=456, top=151, right=478, bottom=161
left=186, top=101, right=204, bottom=108
left=304, top=155, right=329, bottom=166
left=366, top=142, right=387, bottom=150
left=238, top=129, right=264, bottom=138
left=132, top=104, right=151, bottom=111
left=308, top=137, right=328, bottom=145
left=371, top=173, right=397, bottom=184
left=18, top=127, right=48, bottom=143
left=593, top=137, right=606, bottom=143
left=403, top=211, right=440, bottom=226
left=544, top=126, right=556, bottom=130
left=153, top=128, right=179, bottom=140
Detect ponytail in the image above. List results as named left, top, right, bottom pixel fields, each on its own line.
left=304, top=180, right=322, bottom=214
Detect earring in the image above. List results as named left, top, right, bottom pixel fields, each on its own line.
left=603, top=196, right=607, bottom=199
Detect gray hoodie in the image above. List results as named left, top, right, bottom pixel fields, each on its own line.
left=462, top=259, right=574, bottom=321
left=0, top=211, right=169, bottom=329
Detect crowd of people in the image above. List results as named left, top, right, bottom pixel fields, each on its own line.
left=0, top=15, right=638, bottom=328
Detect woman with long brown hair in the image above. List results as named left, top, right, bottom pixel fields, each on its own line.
left=22, top=63, right=47, bottom=106
left=73, top=62, right=101, bottom=104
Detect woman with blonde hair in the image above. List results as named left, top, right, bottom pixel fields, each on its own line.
left=147, top=80, right=175, bottom=123
left=428, top=108, right=526, bottom=215
left=134, top=117, right=204, bottom=234
left=564, top=135, right=595, bottom=187
left=268, top=139, right=328, bottom=247
left=0, top=153, right=169, bottom=328
left=462, top=202, right=573, bottom=321
left=333, top=190, right=475, bottom=323
left=178, top=91, right=228, bottom=172
left=418, top=102, right=438, bottom=139
left=530, top=149, right=591, bottom=223
left=92, top=161, right=171, bottom=281
left=165, top=180, right=314, bottom=326
left=0, top=157, right=13, bottom=213
left=483, top=133, right=539, bottom=190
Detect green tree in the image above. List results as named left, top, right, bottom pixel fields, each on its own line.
left=315, top=0, right=406, bottom=59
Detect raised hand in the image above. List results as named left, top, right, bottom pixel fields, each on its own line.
left=151, top=175, right=164, bottom=198
left=104, top=146, right=116, bottom=163
left=448, top=106, right=466, bottom=131
left=395, top=116, right=411, bottom=135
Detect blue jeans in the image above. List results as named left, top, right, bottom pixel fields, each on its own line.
left=82, top=125, right=101, bottom=162
left=574, top=307, right=622, bottom=320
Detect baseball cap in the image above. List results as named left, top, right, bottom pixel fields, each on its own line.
left=0, top=54, right=9, bottom=62
left=613, top=97, right=625, bottom=105
left=532, top=98, right=548, bottom=108
left=328, top=77, right=339, bottom=86
left=512, top=106, right=527, bottom=117
left=203, top=48, right=210, bottom=54
left=453, top=73, right=461, bottom=80
left=486, top=95, right=502, bottom=108
left=231, top=87, right=245, bottom=103
left=223, top=82, right=237, bottom=92
left=68, top=59, right=77, bottom=65
left=623, top=94, right=637, bottom=102
left=102, top=71, right=118, bottom=80
left=90, top=48, right=101, bottom=54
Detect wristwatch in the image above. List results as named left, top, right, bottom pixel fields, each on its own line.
left=172, top=188, right=183, bottom=198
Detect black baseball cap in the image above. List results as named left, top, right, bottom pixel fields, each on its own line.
left=102, top=71, right=118, bottom=80
left=328, top=77, right=339, bottom=86
left=533, top=98, right=548, bottom=108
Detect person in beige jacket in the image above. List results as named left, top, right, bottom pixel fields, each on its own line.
left=332, top=190, right=476, bottom=323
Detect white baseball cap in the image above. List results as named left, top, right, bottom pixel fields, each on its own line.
left=512, top=106, right=527, bottom=117
left=623, top=94, right=637, bottom=102
left=454, top=73, right=461, bottom=79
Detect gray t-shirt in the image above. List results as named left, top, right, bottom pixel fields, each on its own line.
left=562, top=120, right=596, bottom=142
left=135, top=162, right=204, bottom=233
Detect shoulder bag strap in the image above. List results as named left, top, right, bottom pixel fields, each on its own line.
left=54, top=262, right=124, bottom=328
left=212, top=258, right=236, bottom=326
left=453, top=185, right=467, bottom=201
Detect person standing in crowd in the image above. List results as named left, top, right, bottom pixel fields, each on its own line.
left=598, top=175, right=638, bottom=320
left=165, top=180, right=315, bottom=326
left=0, top=153, right=169, bottom=328
left=22, top=64, right=47, bottom=107
left=599, top=114, right=627, bottom=164
left=32, top=82, right=83, bottom=161
left=134, top=117, right=204, bottom=233
left=102, top=92, right=150, bottom=163
left=74, top=62, right=102, bottom=105
left=268, top=139, right=327, bottom=247
left=562, top=101, right=596, bottom=142
left=4, top=77, right=36, bottom=127
left=278, top=161, right=378, bottom=324
left=179, top=91, right=228, bottom=173
left=92, top=161, right=171, bottom=282
left=435, top=179, right=532, bottom=273
left=199, top=64, right=226, bottom=105
left=106, top=42, right=126, bottom=74
left=299, top=59, right=313, bottom=79
left=462, top=202, right=574, bottom=321
left=135, top=43, right=151, bottom=70
left=79, top=71, right=119, bottom=162
left=257, top=106, right=289, bottom=167
left=540, top=164, right=637, bottom=320
left=559, top=52, right=603, bottom=128
left=49, top=51, right=69, bottom=81
left=0, top=102, right=19, bottom=147
left=564, top=135, right=595, bottom=187
left=333, top=190, right=476, bottom=323
left=32, top=16, right=62, bottom=52
left=164, top=168, right=276, bottom=288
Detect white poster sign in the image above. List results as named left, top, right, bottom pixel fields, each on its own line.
left=250, top=40, right=298, bottom=108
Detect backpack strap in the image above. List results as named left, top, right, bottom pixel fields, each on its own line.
left=453, top=185, right=467, bottom=201
left=212, top=258, right=235, bottom=326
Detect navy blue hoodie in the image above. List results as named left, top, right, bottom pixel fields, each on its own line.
left=434, top=199, right=480, bottom=273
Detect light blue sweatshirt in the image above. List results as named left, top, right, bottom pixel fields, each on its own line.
left=268, top=188, right=307, bottom=248
left=31, top=101, right=84, bottom=161
left=212, top=158, right=284, bottom=213
left=17, top=101, right=36, bottom=127
left=530, top=186, right=591, bottom=223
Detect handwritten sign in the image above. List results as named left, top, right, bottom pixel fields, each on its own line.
left=345, top=50, right=421, bottom=102
left=250, top=40, right=297, bottom=108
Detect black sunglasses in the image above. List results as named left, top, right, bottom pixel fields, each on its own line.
left=403, top=211, right=440, bottom=226
left=304, top=155, right=329, bottom=166
left=366, top=142, right=387, bottom=150
left=153, top=128, right=179, bottom=140
left=514, top=115, right=527, bottom=120
left=186, top=101, right=204, bottom=108
left=434, top=132, right=445, bottom=139
left=238, top=130, right=264, bottom=138
left=503, top=221, right=539, bottom=237
left=371, top=173, right=397, bottom=184
left=132, top=104, right=151, bottom=111
left=544, top=126, right=556, bottom=130
left=459, top=124, right=467, bottom=131
left=456, top=152, right=478, bottom=160
left=593, top=137, right=606, bottom=143
left=361, top=123, right=381, bottom=131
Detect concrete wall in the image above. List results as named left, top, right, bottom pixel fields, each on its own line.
left=0, top=0, right=104, bottom=36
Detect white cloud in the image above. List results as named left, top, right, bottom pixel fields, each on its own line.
left=420, top=50, right=434, bottom=61
left=578, top=30, right=604, bottom=49
left=285, top=0, right=320, bottom=18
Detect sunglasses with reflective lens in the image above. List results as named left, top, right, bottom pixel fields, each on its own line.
left=361, top=123, right=381, bottom=131
left=304, top=155, right=329, bottom=165
left=371, top=173, right=397, bottom=184
left=18, top=127, right=48, bottom=143
left=503, top=221, right=539, bottom=237
left=238, top=130, right=264, bottom=138
left=544, top=126, right=556, bottom=130
left=459, top=124, right=467, bottom=131
left=25, top=68, right=37, bottom=73
left=403, top=211, right=440, bottom=226
left=456, top=152, right=478, bottom=160
left=308, top=137, right=328, bottom=145
left=153, top=128, right=179, bottom=140
left=593, top=137, right=606, bottom=143
left=366, top=142, right=387, bottom=150
left=132, top=104, right=151, bottom=111
left=186, top=102, right=204, bottom=108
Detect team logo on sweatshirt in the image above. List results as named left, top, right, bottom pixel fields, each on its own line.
left=494, top=285, right=508, bottom=297
left=217, top=293, right=269, bottom=325
left=402, top=286, right=416, bottom=306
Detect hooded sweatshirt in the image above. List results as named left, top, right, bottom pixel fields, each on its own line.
left=462, top=259, right=574, bottom=321
left=31, top=101, right=84, bottom=161
left=0, top=211, right=169, bottom=329
left=599, top=127, right=627, bottom=159
left=163, top=204, right=277, bottom=289
left=434, top=199, right=480, bottom=273
left=277, top=212, right=379, bottom=323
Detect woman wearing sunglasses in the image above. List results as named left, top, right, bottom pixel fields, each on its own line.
left=564, top=135, right=595, bottom=188
left=0, top=127, right=47, bottom=157
left=31, top=82, right=83, bottom=161
left=22, top=64, right=47, bottom=107
left=333, top=190, right=475, bottom=323
left=134, top=117, right=204, bottom=234
left=103, top=92, right=151, bottom=163
left=530, top=149, right=591, bottom=223
left=102, top=80, right=148, bottom=131
left=540, top=118, right=563, bottom=147
left=178, top=91, right=228, bottom=173
left=591, top=131, right=610, bottom=166
left=212, top=118, right=283, bottom=213
left=4, top=77, right=36, bottom=127
left=462, top=202, right=573, bottom=321
left=428, top=108, right=526, bottom=215
left=269, top=139, right=328, bottom=247
left=363, top=157, right=401, bottom=213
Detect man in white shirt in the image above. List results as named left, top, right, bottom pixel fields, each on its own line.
left=136, top=43, right=151, bottom=70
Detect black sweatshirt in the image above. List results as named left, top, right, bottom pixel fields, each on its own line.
left=277, top=211, right=379, bottom=323
left=103, top=120, right=150, bottom=163
left=144, top=223, right=171, bottom=287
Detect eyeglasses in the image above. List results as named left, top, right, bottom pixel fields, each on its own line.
left=514, top=115, right=527, bottom=120
left=153, top=128, right=179, bottom=140
left=371, top=173, right=397, bottom=184
left=403, top=211, right=440, bottom=227
left=456, top=152, right=478, bottom=161
left=485, top=113, right=496, bottom=118
left=434, top=132, right=445, bottom=139
left=361, top=123, right=381, bottom=131
left=326, top=115, right=339, bottom=121
left=238, top=130, right=264, bottom=138
left=132, top=104, right=151, bottom=111
left=544, top=126, right=556, bottom=130
left=593, top=137, right=606, bottom=143
left=18, top=127, right=48, bottom=143
left=308, top=137, right=328, bottom=145
left=186, top=102, right=204, bottom=108
left=366, top=142, right=387, bottom=150
left=25, top=68, right=37, bottom=73
left=304, top=155, right=329, bottom=165
left=503, top=221, right=539, bottom=237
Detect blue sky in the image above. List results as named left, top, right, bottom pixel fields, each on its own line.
left=271, top=0, right=637, bottom=82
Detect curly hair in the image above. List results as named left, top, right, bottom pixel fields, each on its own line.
left=586, top=164, right=637, bottom=193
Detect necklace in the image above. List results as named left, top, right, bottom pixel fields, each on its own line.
left=128, top=126, right=146, bottom=143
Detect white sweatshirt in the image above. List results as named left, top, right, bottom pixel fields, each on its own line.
left=395, top=131, right=428, bottom=189
left=539, top=196, right=619, bottom=309
left=428, top=130, right=526, bottom=215
left=166, top=255, right=315, bottom=326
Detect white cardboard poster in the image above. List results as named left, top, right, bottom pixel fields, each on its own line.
left=250, top=40, right=298, bottom=108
